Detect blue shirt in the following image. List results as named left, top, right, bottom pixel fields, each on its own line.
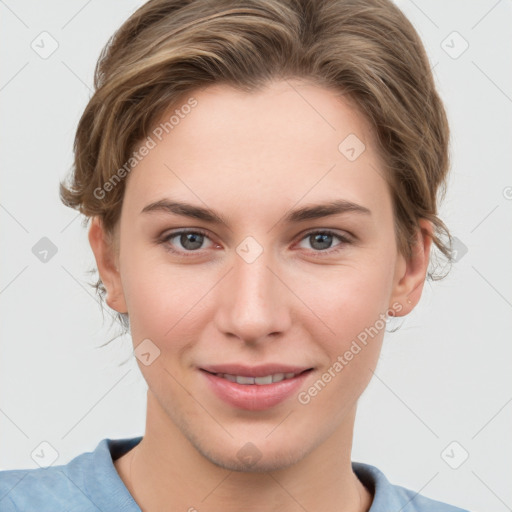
left=0, top=436, right=470, bottom=511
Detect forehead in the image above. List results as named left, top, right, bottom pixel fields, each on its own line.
left=123, top=80, right=390, bottom=221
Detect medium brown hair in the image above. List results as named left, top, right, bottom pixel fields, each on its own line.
left=60, top=0, right=453, bottom=333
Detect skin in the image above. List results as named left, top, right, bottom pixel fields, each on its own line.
left=89, top=79, right=432, bottom=512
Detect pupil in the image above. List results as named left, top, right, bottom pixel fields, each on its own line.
left=312, top=233, right=331, bottom=250
left=182, top=233, right=203, bottom=250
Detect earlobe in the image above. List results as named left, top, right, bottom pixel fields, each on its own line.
left=88, top=217, right=128, bottom=314
left=389, top=219, right=433, bottom=316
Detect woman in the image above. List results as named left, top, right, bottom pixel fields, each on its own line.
left=0, top=0, right=471, bottom=510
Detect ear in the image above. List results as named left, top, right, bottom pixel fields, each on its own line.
left=389, top=218, right=433, bottom=316
left=88, top=216, right=127, bottom=314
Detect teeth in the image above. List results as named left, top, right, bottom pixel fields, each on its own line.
left=236, top=375, right=255, bottom=384
left=254, top=375, right=273, bottom=385
left=219, top=372, right=297, bottom=385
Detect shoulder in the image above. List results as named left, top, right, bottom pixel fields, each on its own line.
left=0, top=437, right=142, bottom=511
left=0, top=461, right=94, bottom=511
left=352, top=461, right=471, bottom=512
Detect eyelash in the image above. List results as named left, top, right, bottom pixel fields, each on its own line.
left=159, top=228, right=353, bottom=258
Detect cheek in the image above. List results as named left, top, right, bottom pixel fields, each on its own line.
left=120, top=244, right=203, bottom=341
left=296, top=272, right=388, bottom=412
left=295, top=259, right=394, bottom=341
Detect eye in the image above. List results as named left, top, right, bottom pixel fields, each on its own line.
left=159, top=228, right=352, bottom=258
left=161, top=229, right=215, bottom=256
left=296, top=230, right=352, bottom=255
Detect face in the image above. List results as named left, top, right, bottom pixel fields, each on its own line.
left=90, top=79, right=430, bottom=472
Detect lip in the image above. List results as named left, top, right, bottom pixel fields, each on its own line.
left=199, top=366, right=313, bottom=411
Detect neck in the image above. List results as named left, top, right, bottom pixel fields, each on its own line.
left=115, top=392, right=373, bottom=512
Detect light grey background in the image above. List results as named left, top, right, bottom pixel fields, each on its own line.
left=1, top=1, right=511, bottom=511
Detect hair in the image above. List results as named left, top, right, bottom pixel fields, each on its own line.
left=60, top=0, right=453, bottom=336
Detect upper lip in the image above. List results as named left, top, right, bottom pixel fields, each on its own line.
left=200, top=364, right=313, bottom=377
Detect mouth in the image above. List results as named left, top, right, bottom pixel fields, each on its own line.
left=201, top=368, right=313, bottom=385
left=199, top=366, right=314, bottom=411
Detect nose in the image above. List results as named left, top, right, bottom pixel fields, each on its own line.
left=213, top=246, right=292, bottom=344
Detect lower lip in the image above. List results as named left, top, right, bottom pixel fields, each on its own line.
left=200, top=369, right=312, bottom=411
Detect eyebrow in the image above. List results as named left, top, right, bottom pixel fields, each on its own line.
left=140, top=198, right=371, bottom=225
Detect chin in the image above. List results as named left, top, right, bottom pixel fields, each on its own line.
left=205, top=447, right=308, bottom=473
left=191, top=434, right=315, bottom=473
